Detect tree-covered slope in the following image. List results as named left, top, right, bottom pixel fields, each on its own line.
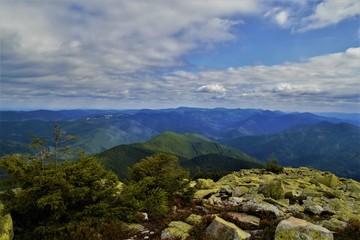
left=98, top=132, right=261, bottom=179
left=221, top=122, right=360, bottom=180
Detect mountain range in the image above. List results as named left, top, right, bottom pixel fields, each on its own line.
left=0, top=107, right=359, bottom=180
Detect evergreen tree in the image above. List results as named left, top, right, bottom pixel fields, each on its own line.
left=0, top=126, right=131, bottom=239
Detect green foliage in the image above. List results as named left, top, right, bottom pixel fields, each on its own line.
left=98, top=132, right=262, bottom=179
left=0, top=125, right=136, bottom=239
left=265, top=157, right=284, bottom=174
left=126, top=153, right=193, bottom=219
left=0, top=155, right=125, bottom=239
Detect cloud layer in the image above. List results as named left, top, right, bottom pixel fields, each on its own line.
left=0, top=0, right=359, bottom=112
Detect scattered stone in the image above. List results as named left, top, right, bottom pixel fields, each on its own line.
left=303, top=200, right=324, bottom=215
left=275, top=217, right=333, bottom=240
left=224, top=212, right=260, bottom=229
left=185, top=214, right=202, bottom=225
left=232, top=186, right=249, bottom=197
left=321, top=217, right=347, bottom=231
left=161, top=221, right=192, bottom=240
left=134, top=212, right=148, bottom=221
left=195, top=179, right=215, bottom=189
left=205, top=216, right=251, bottom=240
left=227, top=197, right=243, bottom=206
left=261, top=178, right=286, bottom=200
left=242, top=200, right=283, bottom=218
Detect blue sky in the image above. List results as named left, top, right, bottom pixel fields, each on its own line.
left=0, top=0, right=359, bottom=112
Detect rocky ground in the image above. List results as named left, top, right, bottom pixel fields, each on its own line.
left=126, top=167, right=360, bottom=240
left=1, top=167, right=359, bottom=240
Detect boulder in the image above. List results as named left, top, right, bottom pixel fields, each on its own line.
left=241, top=200, right=283, bottom=218
left=224, top=212, right=260, bottom=229
left=275, top=217, right=333, bottom=240
left=321, top=218, right=347, bottom=231
left=161, top=221, right=192, bottom=240
left=232, top=186, right=249, bottom=197
left=195, top=179, right=215, bottom=189
left=315, top=173, right=340, bottom=188
left=205, top=216, right=251, bottom=240
left=185, top=214, right=203, bottom=225
left=261, top=178, right=286, bottom=200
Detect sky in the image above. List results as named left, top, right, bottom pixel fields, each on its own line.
left=0, top=0, right=359, bottom=113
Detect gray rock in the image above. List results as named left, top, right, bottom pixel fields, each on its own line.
left=242, top=200, right=283, bottom=218
left=161, top=221, right=192, bottom=240
left=275, top=217, right=333, bottom=240
left=205, top=216, right=251, bottom=240
left=232, top=186, right=249, bottom=197
left=225, top=212, right=260, bottom=229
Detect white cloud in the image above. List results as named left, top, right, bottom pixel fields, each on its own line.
left=299, top=0, right=360, bottom=31
left=0, top=1, right=358, bottom=112
left=197, top=84, right=227, bottom=94
left=166, top=48, right=360, bottom=112
left=275, top=11, right=289, bottom=27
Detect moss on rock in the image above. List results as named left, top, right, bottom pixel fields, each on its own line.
left=275, top=217, right=333, bottom=240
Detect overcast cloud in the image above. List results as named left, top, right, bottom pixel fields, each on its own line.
left=0, top=0, right=359, bottom=112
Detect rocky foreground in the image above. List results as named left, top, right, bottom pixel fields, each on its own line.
left=128, top=167, right=360, bottom=240
left=1, top=167, right=359, bottom=240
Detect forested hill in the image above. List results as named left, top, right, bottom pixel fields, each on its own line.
left=97, top=131, right=263, bottom=179
left=1, top=107, right=358, bottom=156
left=221, top=122, right=360, bottom=180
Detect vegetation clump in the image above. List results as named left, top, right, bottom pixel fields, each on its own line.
left=265, top=157, right=284, bottom=174
left=0, top=126, right=194, bottom=239
left=125, top=153, right=194, bottom=220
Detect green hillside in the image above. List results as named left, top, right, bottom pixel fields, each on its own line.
left=221, top=122, right=360, bottom=180
left=98, top=132, right=261, bottom=179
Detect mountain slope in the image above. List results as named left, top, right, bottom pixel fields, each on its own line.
left=98, top=132, right=262, bottom=179
left=221, top=122, right=360, bottom=180
left=1, top=108, right=358, bottom=157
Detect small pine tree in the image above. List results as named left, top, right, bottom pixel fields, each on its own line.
left=126, top=153, right=193, bottom=219
left=265, top=157, right=284, bottom=174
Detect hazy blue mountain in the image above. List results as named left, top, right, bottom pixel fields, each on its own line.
left=1, top=107, right=358, bottom=157
left=0, top=110, right=113, bottom=121
left=98, top=132, right=262, bottom=179
left=220, top=122, right=360, bottom=180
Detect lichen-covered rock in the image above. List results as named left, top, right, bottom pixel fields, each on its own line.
left=161, top=221, right=192, bottom=240
left=205, top=216, right=251, bottom=240
left=242, top=200, right=283, bottom=218
left=321, top=218, right=347, bottom=231
left=275, top=217, right=333, bottom=240
left=232, top=186, right=249, bottom=197
left=224, top=212, right=260, bottom=229
left=261, top=178, right=286, bottom=200
left=302, top=199, right=324, bottom=215
left=195, top=178, right=215, bottom=189
left=194, top=189, right=218, bottom=199
left=315, top=173, right=340, bottom=188
left=185, top=214, right=202, bottom=225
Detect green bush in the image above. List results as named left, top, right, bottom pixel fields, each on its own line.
left=127, top=153, right=194, bottom=219
left=265, top=157, right=284, bottom=174
left=0, top=155, right=126, bottom=239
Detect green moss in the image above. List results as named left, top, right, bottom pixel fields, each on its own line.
left=161, top=221, right=192, bottom=240
left=262, top=179, right=286, bottom=200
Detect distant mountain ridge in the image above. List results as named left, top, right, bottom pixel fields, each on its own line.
left=1, top=108, right=359, bottom=180
left=221, top=121, right=360, bottom=180
left=97, top=131, right=263, bottom=179
left=1, top=107, right=358, bottom=156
